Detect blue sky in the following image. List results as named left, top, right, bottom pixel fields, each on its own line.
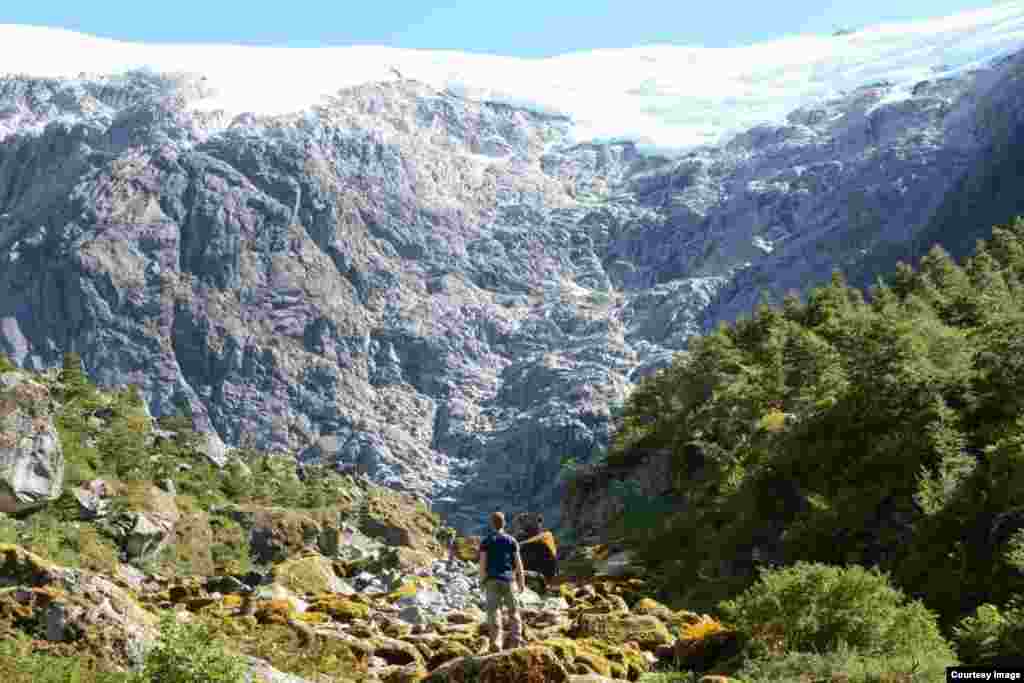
left=0, top=0, right=1007, bottom=56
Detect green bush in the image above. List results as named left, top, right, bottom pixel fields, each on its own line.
left=134, top=613, right=248, bottom=683
left=0, top=353, right=16, bottom=373
left=11, top=511, right=120, bottom=572
left=18, top=510, right=82, bottom=567
left=732, top=643, right=945, bottom=683
left=718, top=562, right=953, bottom=660
left=0, top=514, right=18, bottom=544
left=952, top=599, right=1024, bottom=665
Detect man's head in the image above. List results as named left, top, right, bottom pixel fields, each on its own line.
left=490, top=511, right=505, bottom=531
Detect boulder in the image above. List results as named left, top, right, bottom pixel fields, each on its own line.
left=273, top=554, right=353, bottom=596
left=0, top=543, right=158, bottom=667
left=594, top=550, right=642, bottom=578
left=423, top=645, right=570, bottom=683
left=571, top=613, right=673, bottom=650
left=121, top=512, right=175, bottom=561
left=215, top=504, right=322, bottom=565
left=512, top=512, right=546, bottom=538
left=632, top=597, right=673, bottom=621
left=519, top=531, right=559, bottom=579
left=427, top=640, right=475, bottom=670
left=674, top=629, right=743, bottom=674
left=71, top=482, right=111, bottom=520
left=243, top=655, right=320, bottom=683
left=205, top=574, right=253, bottom=595
left=368, top=634, right=426, bottom=669
left=398, top=604, right=430, bottom=626
left=306, top=594, right=371, bottom=621
left=201, top=430, right=229, bottom=467
left=100, top=482, right=180, bottom=563
left=538, top=637, right=650, bottom=680
left=358, top=488, right=441, bottom=554
left=453, top=536, right=481, bottom=562
left=0, top=374, right=63, bottom=514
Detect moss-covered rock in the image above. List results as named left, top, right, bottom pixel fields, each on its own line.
left=254, top=598, right=298, bottom=625
left=0, top=542, right=57, bottom=586
left=446, top=606, right=485, bottom=625
left=423, top=645, right=570, bottom=683
left=673, top=628, right=742, bottom=675
left=385, top=575, right=438, bottom=602
left=0, top=543, right=158, bottom=669
left=215, top=504, right=322, bottom=565
left=369, top=633, right=426, bottom=668
left=378, top=663, right=429, bottom=683
left=359, top=488, right=442, bottom=555
left=536, top=636, right=649, bottom=680
left=453, top=536, right=480, bottom=562
left=394, top=546, right=436, bottom=573
left=170, top=511, right=215, bottom=576
left=426, top=639, right=474, bottom=669
left=273, top=554, right=351, bottom=596
left=571, top=613, right=672, bottom=651
left=204, top=614, right=371, bottom=680
left=632, top=597, right=671, bottom=619
left=307, top=594, right=371, bottom=621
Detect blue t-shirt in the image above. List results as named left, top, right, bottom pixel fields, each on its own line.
left=482, top=531, right=519, bottom=582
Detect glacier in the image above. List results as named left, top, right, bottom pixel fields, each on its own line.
left=3, top=3, right=1024, bottom=153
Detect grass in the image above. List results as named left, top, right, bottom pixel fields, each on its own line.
left=0, top=633, right=132, bottom=683
left=731, top=647, right=953, bottom=683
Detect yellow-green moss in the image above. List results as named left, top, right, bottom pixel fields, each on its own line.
left=273, top=555, right=338, bottom=596
left=307, top=595, right=371, bottom=621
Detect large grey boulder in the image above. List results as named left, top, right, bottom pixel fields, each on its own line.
left=0, top=372, right=64, bottom=513
left=98, top=483, right=180, bottom=562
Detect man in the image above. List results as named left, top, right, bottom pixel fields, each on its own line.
left=478, top=511, right=526, bottom=651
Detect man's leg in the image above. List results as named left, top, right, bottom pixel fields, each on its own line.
left=499, top=582, right=523, bottom=649
left=483, top=580, right=502, bottom=650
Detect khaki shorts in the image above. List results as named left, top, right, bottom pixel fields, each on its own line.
left=483, top=579, right=522, bottom=645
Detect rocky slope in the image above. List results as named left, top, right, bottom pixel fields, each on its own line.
left=2, top=48, right=1024, bottom=532
left=0, top=365, right=735, bottom=683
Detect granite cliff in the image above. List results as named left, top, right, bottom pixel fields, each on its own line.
left=2, top=48, right=1024, bottom=533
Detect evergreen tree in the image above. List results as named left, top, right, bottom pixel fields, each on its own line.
left=601, top=215, right=1024, bottom=627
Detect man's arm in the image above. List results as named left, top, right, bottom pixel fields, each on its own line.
left=514, top=545, right=526, bottom=592
left=479, top=549, right=488, bottom=582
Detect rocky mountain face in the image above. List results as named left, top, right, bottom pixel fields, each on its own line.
left=2, top=50, right=1023, bottom=534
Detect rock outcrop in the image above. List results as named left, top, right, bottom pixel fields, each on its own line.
left=0, top=371, right=64, bottom=513
left=2, top=50, right=1024, bottom=533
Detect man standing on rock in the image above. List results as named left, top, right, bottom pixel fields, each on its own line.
left=479, top=511, right=525, bottom=651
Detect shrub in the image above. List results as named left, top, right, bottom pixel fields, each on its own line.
left=717, top=562, right=952, bottom=660
left=952, top=599, right=1024, bottom=666
left=0, top=632, right=131, bottom=682
left=135, top=612, right=248, bottom=683
left=18, top=510, right=81, bottom=567
left=0, top=514, right=17, bottom=544
left=732, top=643, right=945, bottom=683
left=0, top=353, right=15, bottom=373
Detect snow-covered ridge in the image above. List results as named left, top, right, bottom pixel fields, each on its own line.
left=2, top=3, right=1024, bottom=152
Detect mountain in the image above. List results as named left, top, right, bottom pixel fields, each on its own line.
left=2, top=7, right=1024, bottom=534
